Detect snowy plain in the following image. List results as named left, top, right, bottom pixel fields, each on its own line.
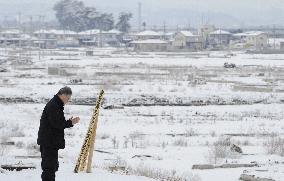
left=0, top=48, right=284, bottom=181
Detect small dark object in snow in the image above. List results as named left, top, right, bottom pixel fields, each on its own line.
left=1, top=162, right=36, bottom=171
left=224, top=62, right=236, bottom=68
left=239, top=174, right=275, bottom=181
left=103, top=105, right=124, bottom=109
left=132, top=155, right=152, bottom=159
left=258, top=73, right=265, bottom=76
left=0, top=68, right=7, bottom=72
left=0, top=141, right=15, bottom=145
left=70, top=79, right=82, bottom=84
left=109, top=166, right=126, bottom=173
left=95, top=149, right=113, bottom=155
left=192, top=164, right=214, bottom=170
left=193, top=163, right=258, bottom=170
left=230, top=144, right=243, bottom=153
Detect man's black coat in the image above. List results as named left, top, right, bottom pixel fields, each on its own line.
left=37, top=95, right=73, bottom=149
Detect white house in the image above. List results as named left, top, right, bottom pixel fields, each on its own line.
left=130, top=39, right=168, bottom=52
left=77, top=29, right=100, bottom=46
left=100, top=29, right=123, bottom=47
left=0, top=29, right=22, bottom=39
left=244, top=31, right=268, bottom=50
left=34, top=29, right=56, bottom=39
left=162, top=32, right=176, bottom=41
left=50, top=30, right=77, bottom=39
left=198, top=25, right=215, bottom=39
left=51, top=30, right=79, bottom=47
left=172, top=31, right=203, bottom=51
left=0, top=29, right=39, bottom=47
left=78, top=29, right=122, bottom=47
left=34, top=29, right=79, bottom=48
left=135, top=30, right=162, bottom=40
left=233, top=31, right=268, bottom=50
left=33, top=29, right=57, bottom=49
left=209, top=29, right=232, bottom=47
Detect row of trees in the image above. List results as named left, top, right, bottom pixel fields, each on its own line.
left=53, top=0, right=132, bottom=32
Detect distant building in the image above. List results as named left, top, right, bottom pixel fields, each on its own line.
left=34, top=29, right=56, bottom=39
left=244, top=31, right=268, bottom=50
left=101, top=29, right=123, bottom=47
left=165, top=32, right=176, bottom=40
left=33, top=30, right=58, bottom=49
left=78, top=29, right=100, bottom=46
left=280, top=42, right=284, bottom=49
left=198, top=25, right=216, bottom=38
left=33, top=39, right=57, bottom=49
left=209, top=29, right=232, bottom=47
left=172, top=31, right=203, bottom=51
left=50, top=30, right=77, bottom=39
left=130, top=39, right=168, bottom=52
left=57, top=38, right=80, bottom=48
left=0, top=29, right=37, bottom=47
left=135, top=30, right=162, bottom=40
left=233, top=31, right=268, bottom=50
left=51, top=30, right=79, bottom=47
left=78, top=29, right=122, bottom=47
left=198, top=25, right=216, bottom=48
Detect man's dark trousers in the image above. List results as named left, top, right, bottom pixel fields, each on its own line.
left=40, top=146, right=59, bottom=181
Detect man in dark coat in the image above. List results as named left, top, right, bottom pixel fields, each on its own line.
left=37, top=86, right=80, bottom=181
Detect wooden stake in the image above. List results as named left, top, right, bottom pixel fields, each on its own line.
left=86, top=116, right=98, bottom=173
left=74, top=90, right=104, bottom=173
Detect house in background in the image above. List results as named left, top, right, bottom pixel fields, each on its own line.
left=78, top=29, right=100, bottom=46
left=34, top=29, right=56, bottom=39
left=130, top=39, right=168, bottom=52
left=100, top=29, right=123, bottom=47
left=50, top=30, right=77, bottom=39
left=135, top=30, right=162, bottom=40
left=164, top=32, right=176, bottom=41
left=0, top=29, right=39, bottom=47
left=172, top=31, right=203, bottom=51
left=198, top=25, right=216, bottom=48
left=232, top=31, right=268, bottom=50
left=33, top=38, right=57, bottom=49
left=33, top=30, right=57, bottom=49
left=209, top=29, right=232, bottom=48
left=78, top=29, right=122, bottom=47
left=49, top=30, right=79, bottom=47
left=281, top=41, right=284, bottom=49
left=244, top=31, right=268, bottom=50
left=0, top=29, right=22, bottom=39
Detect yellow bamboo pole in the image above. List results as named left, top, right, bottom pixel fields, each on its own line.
left=86, top=115, right=99, bottom=173
left=74, top=90, right=104, bottom=173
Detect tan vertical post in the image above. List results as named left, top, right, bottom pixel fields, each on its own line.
left=86, top=115, right=98, bottom=173
left=74, top=90, right=104, bottom=173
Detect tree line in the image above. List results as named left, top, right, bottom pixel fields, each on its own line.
left=53, top=0, right=132, bottom=33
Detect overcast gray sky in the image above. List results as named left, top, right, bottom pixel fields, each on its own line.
left=0, top=0, right=283, bottom=28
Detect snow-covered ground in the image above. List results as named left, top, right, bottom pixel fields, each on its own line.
left=0, top=48, right=284, bottom=181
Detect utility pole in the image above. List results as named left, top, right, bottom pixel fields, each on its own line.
left=17, top=12, right=23, bottom=61
left=3, top=16, right=8, bottom=55
left=138, top=2, right=142, bottom=32
left=18, top=12, right=22, bottom=28
left=187, top=18, right=191, bottom=31
left=99, top=20, right=103, bottom=48
left=273, top=24, right=276, bottom=50
left=4, top=16, right=8, bottom=28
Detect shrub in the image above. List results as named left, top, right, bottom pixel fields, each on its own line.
left=264, top=136, right=284, bottom=156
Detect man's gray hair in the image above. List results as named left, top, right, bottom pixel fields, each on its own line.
left=57, top=86, right=72, bottom=95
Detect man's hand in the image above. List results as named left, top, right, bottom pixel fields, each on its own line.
left=70, top=116, right=80, bottom=125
